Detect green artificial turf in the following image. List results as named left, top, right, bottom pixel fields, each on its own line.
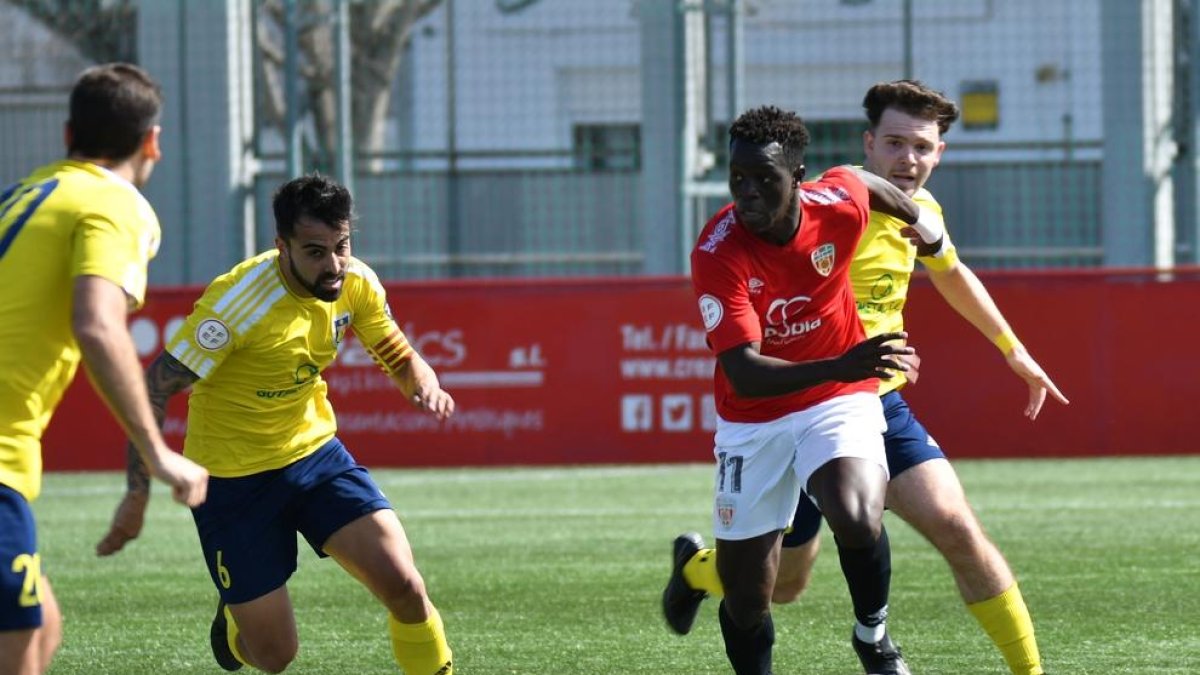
left=34, top=456, right=1200, bottom=673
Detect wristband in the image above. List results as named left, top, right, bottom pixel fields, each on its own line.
left=912, top=204, right=945, bottom=244
left=937, top=241, right=959, bottom=266
left=917, top=232, right=952, bottom=258
left=992, top=328, right=1023, bottom=356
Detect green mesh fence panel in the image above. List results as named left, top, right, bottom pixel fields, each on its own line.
left=1, top=0, right=1189, bottom=280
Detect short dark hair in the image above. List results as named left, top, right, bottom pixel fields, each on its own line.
left=728, top=105, right=810, bottom=172
left=863, top=79, right=960, bottom=135
left=272, top=174, right=354, bottom=239
left=68, top=63, right=162, bottom=161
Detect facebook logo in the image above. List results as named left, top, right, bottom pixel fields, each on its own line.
left=621, top=394, right=653, bottom=432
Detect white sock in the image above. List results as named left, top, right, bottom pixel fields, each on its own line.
left=855, top=621, right=886, bottom=644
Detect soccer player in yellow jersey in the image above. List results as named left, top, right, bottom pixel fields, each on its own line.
left=96, top=174, right=455, bottom=674
left=0, top=63, right=209, bottom=675
left=663, top=80, right=1069, bottom=675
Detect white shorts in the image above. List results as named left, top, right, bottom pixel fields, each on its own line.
left=711, top=392, right=887, bottom=541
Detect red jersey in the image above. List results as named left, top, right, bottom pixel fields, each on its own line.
left=690, top=166, right=878, bottom=423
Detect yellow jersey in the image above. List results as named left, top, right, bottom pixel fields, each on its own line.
left=167, top=251, right=412, bottom=477
left=850, top=187, right=958, bottom=395
left=0, top=160, right=161, bottom=501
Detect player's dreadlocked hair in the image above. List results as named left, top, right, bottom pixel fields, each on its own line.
left=863, top=80, right=960, bottom=135
left=728, top=105, right=810, bottom=173
left=273, top=173, right=356, bottom=239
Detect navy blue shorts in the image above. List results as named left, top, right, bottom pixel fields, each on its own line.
left=191, top=437, right=392, bottom=604
left=782, top=390, right=944, bottom=547
left=0, top=484, right=43, bottom=630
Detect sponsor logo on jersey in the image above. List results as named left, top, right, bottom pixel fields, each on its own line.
left=196, top=319, right=230, bottom=350
left=698, top=294, right=724, bottom=331
left=811, top=243, right=835, bottom=277
left=254, top=363, right=320, bottom=399
left=870, top=273, right=895, bottom=300
left=255, top=387, right=305, bottom=399
left=294, top=363, right=319, bottom=384
left=748, top=277, right=764, bottom=295
left=698, top=213, right=734, bottom=253
left=763, top=295, right=821, bottom=340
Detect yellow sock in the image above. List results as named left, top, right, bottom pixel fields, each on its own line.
left=388, top=607, right=454, bottom=675
left=967, top=583, right=1043, bottom=675
left=223, top=604, right=247, bottom=666
left=682, top=547, right=725, bottom=597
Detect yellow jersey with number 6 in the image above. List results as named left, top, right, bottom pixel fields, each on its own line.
left=166, top=251, right=412, bottom=478
left=0, top=160, right=161, bottom=501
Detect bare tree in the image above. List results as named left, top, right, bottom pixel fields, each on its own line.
left=3, top=0, right=138, bottom=64
left=7, top=0, right=444, bottom=168
left=256, top=0, right=443, bottom=168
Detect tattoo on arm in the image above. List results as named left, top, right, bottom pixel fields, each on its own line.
left=126, top=352, right=200, bottom=492
left=126, top=441, right=151, bottom=493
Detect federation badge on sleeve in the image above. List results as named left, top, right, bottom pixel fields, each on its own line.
left=811, top=243, right=835, bottom=277
left=698, top=294, right=724, bottom=332
left=196, top=318, right=230, bottom=350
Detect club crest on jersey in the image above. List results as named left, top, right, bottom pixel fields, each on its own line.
left=811, top=243, right=835, bottom=277
left=717, top=499, right=736, bottom=528
left=332, top=312, right=351, bottom=346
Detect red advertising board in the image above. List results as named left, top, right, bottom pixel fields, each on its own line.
left=44, top=277, right=718, bottom=470
left=901, top=268, right=1200, bottom=459
left=40, top=269, right=1200, bottom=472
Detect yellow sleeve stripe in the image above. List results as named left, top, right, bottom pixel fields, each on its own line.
left=169, top=341, right=216, bottom=379
left=213, top=259, right=273, bottom=314
left=217, top=269, right=289, bottom=331
left=221, top=280, right=273, bottom=329
left=233, top=286, right=287, bottom=334
left=204, top=259, right=289, bottom=337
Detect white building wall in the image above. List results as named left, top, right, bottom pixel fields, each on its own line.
left=405, top=0, right=1102, bottom=164
left=409, top=0, right=641, bottom=168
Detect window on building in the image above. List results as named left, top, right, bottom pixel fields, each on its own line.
left=573, top=124, right=641, bottom=170
left=960, top=80, right=1000, bottom=130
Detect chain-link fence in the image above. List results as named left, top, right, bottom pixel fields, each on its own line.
left=0, top=0, right=1192, bottom=281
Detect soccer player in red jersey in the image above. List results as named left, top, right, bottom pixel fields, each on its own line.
left=686, top=105, right=942, bottom=675
left=669, top=82, right=1064, bottom=675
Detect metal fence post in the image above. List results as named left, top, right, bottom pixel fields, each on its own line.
left=333, top=0, right=353, bottom=196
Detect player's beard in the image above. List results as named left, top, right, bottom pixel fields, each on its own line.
left=287, top=252, right=344, bottom=302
